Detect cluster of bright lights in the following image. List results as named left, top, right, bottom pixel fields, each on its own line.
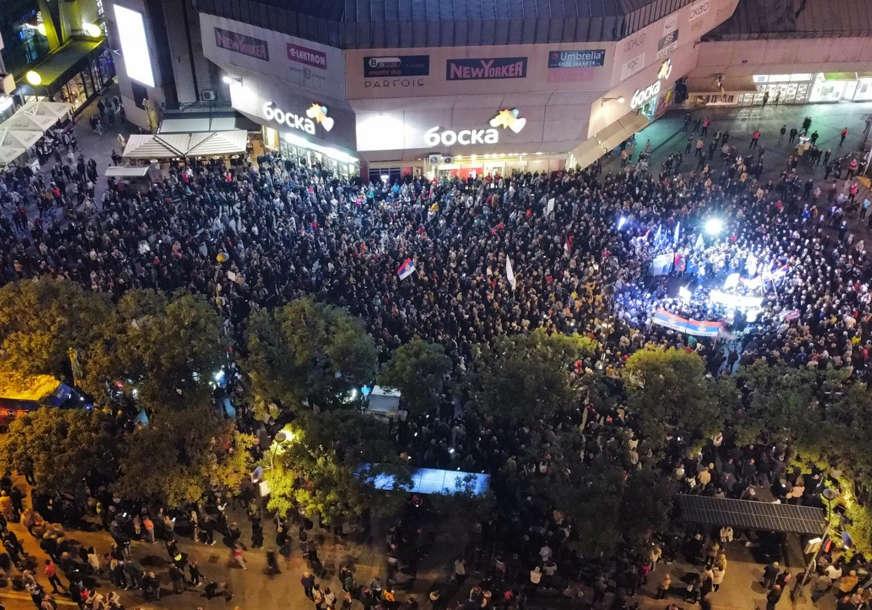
left=703, top=217, right=724, bottom=236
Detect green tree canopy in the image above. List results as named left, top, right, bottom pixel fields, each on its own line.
left=470, top=329, right=597, bottom=427
left=265, top=409, right=408, bottom=525
left=244, top=297, right=377, bottom=416
left=82, top=291, right=226, bottom=411
left=0, top=279, right=112, bottom=379
left=113, top=406, right=254, bottom=507
left=0, top=408, right=117, bottom=496
left=379, top=338, right=452, bottom=416
left=623, top=346, right=721, bottom=448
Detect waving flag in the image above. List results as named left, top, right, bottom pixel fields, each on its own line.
left=505, top=256, right=517, bottom=290
left=397, top=258, right=415, bottom=280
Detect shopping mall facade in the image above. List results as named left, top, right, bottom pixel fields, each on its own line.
left=183, top=0, right=739, bottom=180
left=109, top=0, right=872, bottom=180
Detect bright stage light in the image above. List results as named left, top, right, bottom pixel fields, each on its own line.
left=678, top=286, right=692, bottom=302
left=704, top=217, right=724, bottom=236
left=618, top=216, right=628, bottom=229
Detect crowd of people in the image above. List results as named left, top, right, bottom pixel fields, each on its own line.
left=1, top=99, right=872, bottom=610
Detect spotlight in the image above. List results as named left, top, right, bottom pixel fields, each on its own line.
left=704, top=217, right=724, bottom=236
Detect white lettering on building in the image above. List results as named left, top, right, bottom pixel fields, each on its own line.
left=424, top=126, right=499, bottom=147
left=263, top=102, right=316, bottom=135
left=630, top=81, right=662, bottom=110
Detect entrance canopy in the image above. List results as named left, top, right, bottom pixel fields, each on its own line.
left=568, top=110, right=649, bottom=171
left=676, top=494, right=826, bottom=536
left=122, top=130, right=248, bottom=159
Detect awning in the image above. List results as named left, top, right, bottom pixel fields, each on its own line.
left=568, top=111, right=649, bottom=171
left=22, top=39, right=104, bottom=92
left=105, top=166, right=150, bottom=178
left=122, top=130, right=248, bottom=159
left=0, top=99, right=72, bottom=165
left=159, top=116, right=240, bottom=133
left=676, top=494, right=826, bottom=535
left=9, top=99, right=73, bottom=131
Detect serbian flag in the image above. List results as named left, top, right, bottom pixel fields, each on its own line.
left=564, top=234, right=574, bottom=256
left=397, top=258, right=415, bottom=280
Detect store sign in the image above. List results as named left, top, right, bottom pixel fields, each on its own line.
left=263, top=102, right=316, bottom=135
left=630, top=59, right=673, bottom=110
left=214, top=27, right=269, bottom=61
left=423, top=108, right=526, bottom=147
left=287, top=43, right=327, bottom=69
left=364, top=55, right=430, bottom=77
left=306, top=103, right=334, bottom=132
left=548, top=49, right=606, bottom=69
left=445, top=57, right=527, bottom=81
left=425, top=127, right=499, bottom=146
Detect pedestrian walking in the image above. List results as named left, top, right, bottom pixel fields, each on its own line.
left=840, top=127, right=848, bottom=146
left=750, top=128, right=761, bottom=149
left=763, top=561, right=780, bottom=589
left=762, top=90, right=770, bottom=108
left=779, top=125, right=786, bottom=143
left=301, top=572, right=315, bottom=599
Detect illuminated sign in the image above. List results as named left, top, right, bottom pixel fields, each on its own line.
left=214, top=27, right=269, bottom=61
left=446, top=57, right=527, bottom=81
left=630, top=59, right=673, bottom=110
left=287, top=43, right=327, bottom=69
left=263, top=102, right=316, bottom=135
left=425, top=108, right=526, bottom=147
left=305, top=103, right=334, bottom=132
left=364, top=55, right=429, bottom=77
left=113, top=5, right=155, bottom=87
left=489, top=108, right=527, bottom=133
left=424, top=127, right=499, bottom=147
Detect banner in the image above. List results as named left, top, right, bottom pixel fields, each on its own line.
left=446, top=57, right=527, bottom=81
left=651, top=308, right=722, bottom=337
left=649, top=251, right=674, bottom=276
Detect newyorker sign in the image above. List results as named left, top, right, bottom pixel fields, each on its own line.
left=214, top=27, right=269, bottom=61
left=446, top=57, right=527, bottom=81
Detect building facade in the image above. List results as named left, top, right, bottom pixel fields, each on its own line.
left=188, top=0, right=738, bottom=179
left=688, top=0, right=872, bottom=107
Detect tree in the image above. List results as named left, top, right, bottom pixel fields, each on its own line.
left=0, top=279, right=112, bottom=379
left=82, top=291, right=226, bottom=412
left=470, top=329, right=597, bottom=427
left=244, top=297, right=377, bottom=416
left=0, top=408, right=117, bottom=496
left=113, top=406, right=254, bottom=507
left=379, top=338, right=452, bottom=416
left=731, top=360, right=836, bottom=446
left=265, top=410, right=409, bottom=525
left=620, top=467, right=675, bottom=549
left=623, top=346, right=721, bottom=449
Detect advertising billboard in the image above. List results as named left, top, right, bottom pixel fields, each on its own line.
left=546, top=49, right=606, bottom=82
left=363, top=56, right=430, bottom=77
left=113, top=4, right=155, bottom=87
left=200, top=13, right=346, bottom=100
left=445, top=57, right=527, bottom=81
left=214, top=27, right=269, bottom=61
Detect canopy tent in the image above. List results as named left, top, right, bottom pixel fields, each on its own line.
left=0, top=98, right=72, bottom=166
left=122, top=130, right=248, bottom=159
left=7, top=99, right=72, bottom=132
left=105, top=165, right=150, bottom=178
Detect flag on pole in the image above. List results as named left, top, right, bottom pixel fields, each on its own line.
left=545, top=197, right=555, bottom=216
left=505, top=256, right=517, bottom=290
left=673, top=221, right=681, bottom=245
left=563, top=233, right=574, bottom=257
left=397, top=258, right=415, bottom=280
